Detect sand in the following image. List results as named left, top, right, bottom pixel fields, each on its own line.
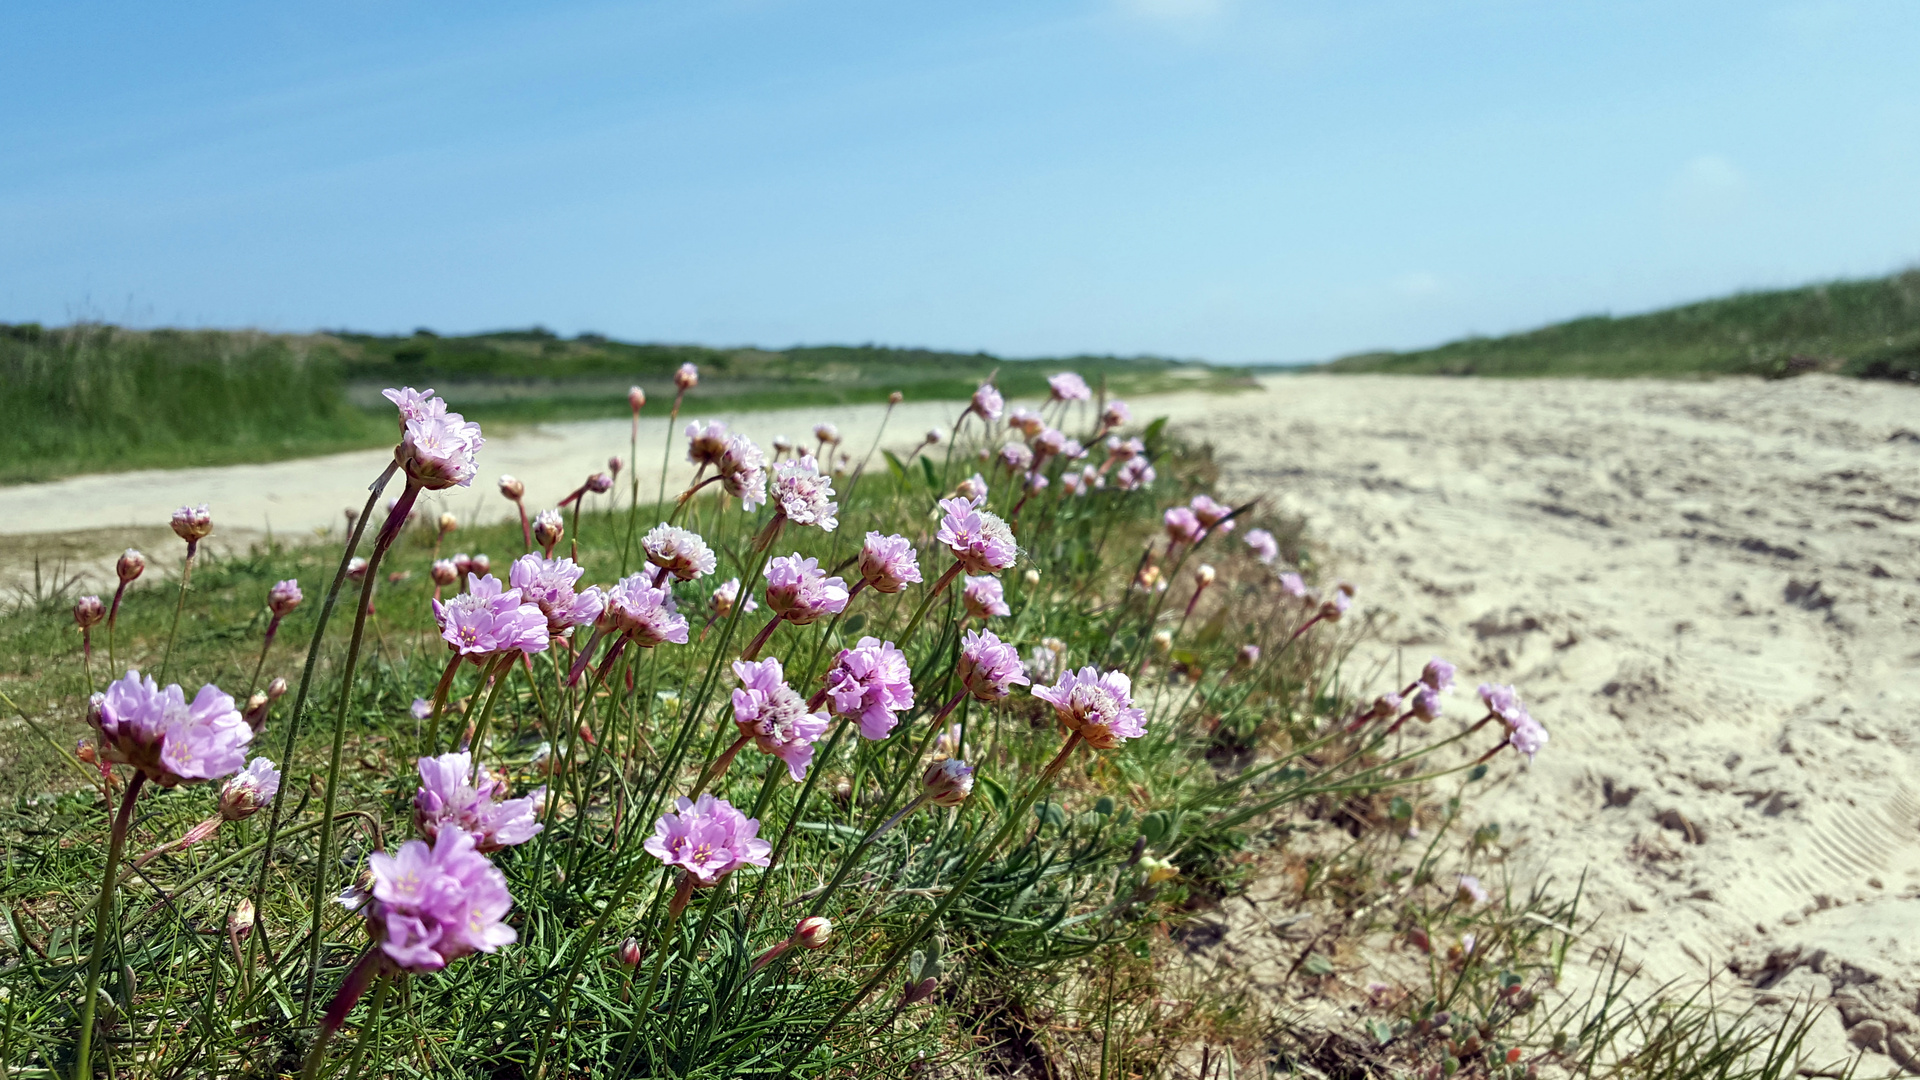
left=6, top=373, right=1919, bottom=1068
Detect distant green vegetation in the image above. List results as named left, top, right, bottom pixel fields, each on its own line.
left=1322, top=270, right=1920, bottom=382
left=0, top=323, right=1248, bottom=484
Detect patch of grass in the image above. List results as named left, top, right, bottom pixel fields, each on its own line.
left=1321, top=269, right=1920, bottom=382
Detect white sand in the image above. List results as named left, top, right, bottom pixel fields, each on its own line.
left=6, top=373, right=1919, bottom=1067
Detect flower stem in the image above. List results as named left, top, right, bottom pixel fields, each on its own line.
left=897, top=562, right=963, bottom=647
left=422, top=651, right=463, bottom=755
left=634, top=873, right=694, bottom=1017
left=158, top=548, right=196, bottom=685
left=339, top=973, right=392, bottom=1080
left=247, top=614, right=283, bottom=699
left=106, top=579, right=129, bottom=674
left=739, top=615, right=783, bottom=661
left=687, top=733, right=753, bottom=802
left=73, top=771, right=146, bottom=1080
left=300, top=949, right=383, bottom=1080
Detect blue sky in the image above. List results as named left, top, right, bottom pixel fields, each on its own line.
left=3, top=1, right=1918, bottom=363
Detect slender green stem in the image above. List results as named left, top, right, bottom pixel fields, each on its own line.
left=340, top=975, right=391, bottom=1080
left=73, top=771, right=146, bottom=1080
left=463, top=654, right=517, bottom=765
left=158, top=550, right=195, bottom=685
left=897, top=562, right=963, bottom=649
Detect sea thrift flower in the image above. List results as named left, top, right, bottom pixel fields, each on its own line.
left=469, top=553, right=491, bottom=576
left=411, top=698, right=433, bottom=721
left=433, top=574, right=550, bottom=663
left=171, top=504, right=213, bottom=550
left=922, top=759, right=974, bottom=807
left=1033, top=428, right=1067, bottom=463
left=629, top=386, right=646, bottom=412
left=1244, top=528, right=1279, bottom=564
left=645, top=794, right=771, bottom=886
left=813, top=422, right=840, bottom=446
left=268, top=579, right=303, bottom=616
left=717, top=435, right=768, bottom=508
left=1479, top=683, right=1548, bottom=759
left=1410, top=687, right=1443, bottom=721
left=1191, top=495, right=1235, bottom=535
left=431, top=560, right=459, bottom=588
left=619, top=937, right=644, bottom=967
left=763, top=554, right=850, bottom=625
left=772, top=435, right=795, bottom=457
left=924, top=427, right=945, bottom=446
left=397, top=406, right=485, bottom=490
left=709, top=578, right=758, bottom=619
left=363, top=828, right=516, bottom=972
left=586, top=472, right=612, bottom=494
left=508, top=554, right=605, bottom=635
left=1114, top=456, right=1155, bottom=491
left=675, top=362, right=699, bottom=390
left=643, top=524, right=718, bottom=581
left=859, top=532, right=923, bottom=593
left=969, top=381, right=1004, bottom=422
left=1278, top=572, right=1308, bottom=598
left=91, top=670, right=253, bottom=786
left=414, top=751, right=546, bottom=852
left=686, top=420, right=730, bottom=468
left=532, top=510, right=565, bottom=552
left=1061, top=472, right=1084, bottom=496
left=499, top=475, right=525, bottom=500
left=957, top=629, right=1030, bottom=702
left=1101, top=400, right=1131, bottom=430
left=1422, top=657, right=1457, bottom=691
left=453, top=553, right=475, bottom=577
left=936, top=498, right=1018, bottom=573
left=1047, top=371, right=1092, bottom=402
left=601, top=575, right=690, bottom=646
left=1319, top=590, right=1352, bottom=621
left=609, top=455, right=623, bottom=476
left=955, top=474, right=989, bottom=504
left=1026, top=473, right=1049, bottom=494
left=1239, top=643, right=1261, bottom=665
left=218, top=757, right=281, bottom=820
left=998, top=441, right=1034, bottom=474
left=1194, top=564, right=1216, bottom=588
left=963, top=575, right=1010, bottom=619
left=382, top=386, right=446, bottom=427
left=1163, top=507, right=1203, bottom=546
left=731, top=658, right=831, bottom=780
left=1033, top=667, right=1148, bottom=750
left=117, top=549, right=146, bottom=583
left=74, top=595, right=105, bottom=629
left=822, top=637, right=914, bottom=740
left=1008, top=408, right=1044, bottom=438
left=769, top=455, right=839, bottom=531
left=1458, top=875, right=1489, bottom=905
left=796, top=915, right=834, bottom=949
left=438, top=512, right=459, bottom=535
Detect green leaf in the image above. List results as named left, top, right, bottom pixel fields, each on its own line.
left=908, top=949, right=927, bottom=982
left=1143, top=416, right=1170, bottom=455
left=1035, top=802, right=1067, bottom=828
left=882, top=449, right=908, bottom=483
left=1389, top=796, right=1413, bottom=821
left=1140, top=810, right=1172, bottom=844
left=919, top=455, right=940, bottom=492
left=842, top=613, right=867, bottom=636
left=979, top=774, right=1008, bottom=815
left=1369, top=1020, right=1394, bottom=1046
left=1468, top=764, right=1489, bottom=782
left=1127, top=938, right=1151, bottom=959
left=1303, top=952, right=1334, bottom=976
left=1093, top=796, right=1115, bottom=817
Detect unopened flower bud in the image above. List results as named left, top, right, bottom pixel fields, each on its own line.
left=608, top=455, right=623, bottom=475
left=243, top=691, right=271, bottom=731
left=218, top=758, right=280, bottom=820
left=629, top=385, right=646, bottom=412
left=619, top=937, right=643, bottom=967
left=925, top=428, right=944, bottom=445
left=1411, top=687, right=1442, bottom=721
left=1023, top=569, right=1041, bottom=586
left=498, top=474, right=525, bottom=500
left=587, top=472, right=612, bottom=494
left=116, top=549, right=146, bottom=583
left=438, top=512, right=458, bottom=535
left=1319, top=590, right=1352, bottom=622
left=268, top=579, right=303, bottom=616
left=229, top=898, right=256, bottom=940
left=344, top=506, right=359, bottom=526
left=76, top=738, right=98, bottom=765
left=813, top=423, right=840, bottom=446
left=346, top=557, right=368, bottom=581
left=1194, top=564, right=1216, bottom=588
left=431, top=559, right=459, bottom=587
left=922, top=759, right=975, bottom=808
left=533, top=510, right=565, bottom=550
left=170, top=503, right=213, bottom=545
left=795, top=916, right=834, bottom=950
left=1152, top=629, right=1173, bottom=654
left=468, top=553, right=490, bottom=576
left=1238, top=643, right=1261, bottom=665
left=74, top=595, right=105, bottom=629
left=888, top=391, right=904, bottom=405
left=675, top=362, right=699, bottom=390
left=902, top=976, right=939, bottom=1006
left=1336, top=581, right=1356, bottom=598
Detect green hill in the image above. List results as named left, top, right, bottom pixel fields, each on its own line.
left=1321, top=270, right=1920, bottom=382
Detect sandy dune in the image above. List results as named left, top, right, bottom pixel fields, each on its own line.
left=6, top=373, right=1919, bottom=1067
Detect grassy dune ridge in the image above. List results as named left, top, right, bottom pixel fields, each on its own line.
left=0, top=322, right=1250, bottom=484
left=1322, top=269, right=1920, bottom=381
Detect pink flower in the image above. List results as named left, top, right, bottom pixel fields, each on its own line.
left=532, top=510, right=564, bottom=550
left=955, top=474, right=989, bottom=504
left=1458, top=875, right=1488, bottom=905
left=171, top=504, right=213, bottom=545
left=813, top=422, right=840, bottom=446
left=731, top=658, right=832, bottom=780
left=1105, top=435, right=1142, bottom=461
left=1244, top=528, right=1278, bottom=564
left=859, top=532, right=923, bottom=594
left=686, top=420, right=730, bottom=467
left=1008, top=408, right=1045, bottom=438
left=957, top=629, right=1030, bottom=702
left=382, top=386, right=446, bottom=428
left=1033, top=429, right=1067, bottom=463
left=922, top=759, right=974, bottom=807
left=74, top=595, right=105, bottom=628
left=1163, top=507, right=1203, bottom=546
left=718, top=435, right=768, bottom=508
left=1114, top=456, right=1155, bottom=491
left=507, top=555, right=605, bottom=635
left=1101, top=400, right=1131, bottom=429
left=364, top=828, right=516, bottom=972
left=91, top=670, right=253, bottom=787
left=1278, top=572, right=1308, bottom=598
left=411, top=698, right=433, bottom=720
left=643, top=524, right=717, bottom=581
left=1411, top=687, right=1442, bottom=720
left=1509, top=716, right=1549, bottom=759
left=629, top=386, right=646, bottom=412
left=217, top=757, right=281, bottom=820
left=1047, top=372, right=1092, bottom=402
left=644, top=794, right=772, bottom=886
left=963, top=575, right=1010, bottom=619
left=1238, top=644, right=1261, bottom=665
left=763, top=554, right=850, bottom=625
left=998, top=441, right=1034, bottom=474
left=414, top=751, right=546, bottom=852
left=396, top=398, right=485, bottom=490
left=1062, top=438, right=1087, bottom=460
left=1032, top=667, right=1148, bottom=750
left=936, top=497, right=1018, bottom=574
left=822, top=637, right=915, bottom=740
left=675, top=362, right=699, bottom=390
left=433, top=574, right=550, bottom=663
left=969, top=381, right=1004, bottom=422
left=431, top=560, right=459, bottom=587
left=709, top=577, right=759, bottom=619
left=1190, top=495, right=1235, bottom=535
left=769, top=455, right=839, bottom=531
left=268, top=579, right=303, bottom=616
left=601, top=574, right=690, bottom=646
left=1026, top=472, right=1049, bottom=494
left=1422, top=657, right=1456, bottom=691
left=1061, top=472, right=1085, bottom=496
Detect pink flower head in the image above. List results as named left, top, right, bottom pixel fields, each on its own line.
left=922, top=758, right=975, bottom=807
left=963, top=575, right=1010, bottom=619
left=601, top=574, right=690, bottom=646
left=171, top=504, right=213, bottom=545
left=859, top=532, right=923, bottom=593
left=414, top=751, right=546, bottom=852
left=730, top=657, right=832, bottom=780
left=268, top=579, right=303, bottom=616
left=644, top=793, right=772, bottom=886
left=686, top=419, right=730, bottom=467
left=382, top=387, right=447, bottom=429
left=411, top=698, right=433, bottom=720
left=718, top=435, right=768, bottom=508
left=217, top=757, right=281, bottom=820
left=346, top=557, right=368, bottom=581
left=1509, top=715, right=1549, bottom=759
left=1163, top=507, right=1203, bottom=546
left=364, top=828, right=516, bottom=972
left=1061, top=472, right=1085, bottom=496
left=1278, top=571, right=1308, bottom=598
left=763, top=554, right=850, bottom=625
left=74, top=595, right=105, bottom=628
left=1047, top=371, right=1092, bottom=402
left=813, top=422, right=840, bottom=445
left=936, top=497, right=1018, bottom=574
left=586, top=472, right=613, bottom=494
left=957, top=629, right=1030, bottom=702
left=1033, top=428, right=1067, bottom=463
left=397, top=406, right=485, bottom=490
left=1114, top=456, right=1155, bottom=491
left=1479, top=684, right=1547, bottom=759
left=1101, top=400, right=1132, bottom=429
left=1458, top=875, right=1488, bottom=905
left=769, top=455, right=839, bottom=531
left=969, top=381, right=1004, bottom=422
left=955, top=474, right=989, bottom=504
left=1008, top=407, right=1044, bottom=438
left=507, top=554, right=605, bottom=635
left=709, top=577, right=759, bottom=619
left=675, top=362, right=700, bottom=390
left=1190, top=495, right=1235, bottom=535
left=629, top=385, right=646, bottom=412
left=1422, top=657, right=1457, bottom=692
left=532, top=509, right=564, bottom=550
left=1244, top=528, right=1279, bottom=564
left=609, top=455, right=624, bottom=475
left=823, top=637, right=915, bottom=740
left=1032, top=667, right=1148, bottom=750
left=433, top=574, right=550, bottom=663
left=997, top=441, right=1034, bottom=474
left=1319, top=589, right=1353, bottom=621
left=643, top=524, right=718, bottom=581
left=91, top=669, right=253, bottom=787
left=1026, top=472, right=1049, bottom=494
left=1411, top=687, right=1443, bottom=721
